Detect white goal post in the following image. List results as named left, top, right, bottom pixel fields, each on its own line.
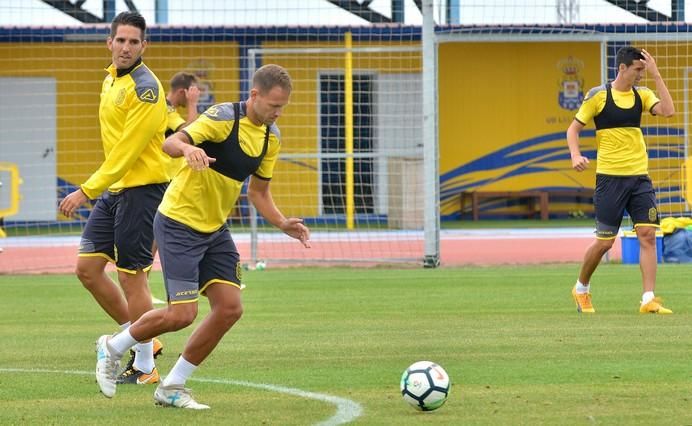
left=243, top=40, right=441, bottom=267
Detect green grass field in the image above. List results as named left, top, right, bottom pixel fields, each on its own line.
left=1, top=264, right=692, bottom=425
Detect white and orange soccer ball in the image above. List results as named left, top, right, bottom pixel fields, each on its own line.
left=400, top=361, right=450, bottom=411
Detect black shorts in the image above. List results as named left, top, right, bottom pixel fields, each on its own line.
left=594, top=174, right=659, bottom=239
left=79, top=183, right=167, bottom=273
left=154, top=212, right=241, bottom=304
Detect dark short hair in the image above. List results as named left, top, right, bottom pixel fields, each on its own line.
left=170, top=72, right=199, bottom=91
left=110, top=11, right=147, bottom=40
left=616, top=46, right=645, bottom=67
left=253, top=64, right=292, bottom=94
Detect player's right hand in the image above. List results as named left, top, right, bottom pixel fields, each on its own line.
left=571, top=155, right=590, bottom=172
left=186, top=86, right=201, bottom=104
left=183, top=145, right=216, bottom=171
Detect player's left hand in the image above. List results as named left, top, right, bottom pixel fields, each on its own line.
left=280, top=218, right=311, bottom=248
left=58, top=188, right=88, bottom=218
left=186, top=86, right=201, bottom=105
left=641, top=49, right=660, bottom=78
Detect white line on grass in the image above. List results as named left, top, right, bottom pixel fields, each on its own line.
left=0, top=367, right=363, bottom=426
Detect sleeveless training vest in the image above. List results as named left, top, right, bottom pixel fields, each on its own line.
left=593, top=83, right=642, bottom=130
left=198, top=102, right=270, bottom=182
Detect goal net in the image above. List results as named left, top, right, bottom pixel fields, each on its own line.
left=0, top=2, right=430, bottom=273
left=1, top=1, right=690, bottom=273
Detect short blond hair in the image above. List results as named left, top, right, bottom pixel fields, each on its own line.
left=253, top=64, right=292, bottom=94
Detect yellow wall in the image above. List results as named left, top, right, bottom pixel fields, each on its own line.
left=438, top=42, right=602, bottom=216
left=2, top=38, right=686, bottom=220
left=0, top=41, right=238, bottom=185
left=438, top=41, right=689, bottom=217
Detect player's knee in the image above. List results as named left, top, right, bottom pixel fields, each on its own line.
left=636, top=227, right=656, bottom=245
left=217, top=302, right=243, bottom=329
left=595, top=238, right=615, bottom=252
left=75, top=263, right=98, bottom=288
left=119, top=272, right=150, bottom=299
left=165, top=304, right=197, bottom=330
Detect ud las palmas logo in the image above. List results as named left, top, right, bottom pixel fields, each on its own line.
left=557, top=56, right=584, bottom=111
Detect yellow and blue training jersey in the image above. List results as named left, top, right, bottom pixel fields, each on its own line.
left=81, top=59, right=169, bottom=198
left=575, top=84, right=660, bottom=176
left=158, top=102, right=281, bottom=233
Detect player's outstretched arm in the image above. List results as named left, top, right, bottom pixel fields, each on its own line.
left=163, top=132, right=215, bottom=170
left=247, top=176, right=311, bottom=248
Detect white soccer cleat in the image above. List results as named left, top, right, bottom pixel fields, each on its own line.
left=154, top=384, right=210, bottom=409
left=95, top=334, right=120, bottom=398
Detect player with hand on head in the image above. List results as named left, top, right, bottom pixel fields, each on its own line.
left=165, top=71, right=201, bottom=178
left=567, top=46, right=675, bottom=314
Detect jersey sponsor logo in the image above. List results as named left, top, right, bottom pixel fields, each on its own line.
left=557, top=56, right=584, bottom=111
left=139, top=88, right=158, bottom=103
left=114, top=88, right=126, bottom=106
left=175, top=289, right=198, bottom=297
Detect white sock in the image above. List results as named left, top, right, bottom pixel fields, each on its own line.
left=575, top=280, right=590, bottom=294
left=134, top=340, right=155, bottom=373
left=642, top=291, right=655, bottom=305
left=108, top=328, right=138, bottom=358
left=163, top=356, right=198, bottom=387
left=119, top=321, right=131, bottom=331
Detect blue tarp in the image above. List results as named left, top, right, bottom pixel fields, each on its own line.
left=663, top=229, right=692, bottom=263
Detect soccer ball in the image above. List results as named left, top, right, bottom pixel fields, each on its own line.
left=255, top=261, right=266, bottom=271
left=400, top=361, right=450, bottom=411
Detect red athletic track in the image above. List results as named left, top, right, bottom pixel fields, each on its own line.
left=0, top=234, right=621, bottom=274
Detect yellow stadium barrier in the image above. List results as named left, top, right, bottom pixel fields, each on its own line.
left=684, top=158, right=692, bottom=209
left=0, top=162, right=21, bottom=238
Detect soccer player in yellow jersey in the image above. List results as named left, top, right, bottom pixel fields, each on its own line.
left=93, top=64, right=310, bottom=407
left=165, top=71, right=200, bottom=178
left=566, top=46, right=675, bottom=314
left=58, top=12, right=167, bottom=385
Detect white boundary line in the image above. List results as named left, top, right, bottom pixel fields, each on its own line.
left=0, top=368, right=363, bottom=426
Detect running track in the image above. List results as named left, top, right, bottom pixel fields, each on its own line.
left=0, top=228, right=618, bottom=274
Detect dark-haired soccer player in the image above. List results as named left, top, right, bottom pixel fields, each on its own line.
left=58, top=11, right=167, bottom=385
left=165, top=71, right=200, bottom=178
left=94, top=64, right=311, bottom=408
left=567, top=46, right=675, bottom=314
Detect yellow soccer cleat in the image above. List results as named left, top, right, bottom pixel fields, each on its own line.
left=639, top=297, right=673, bottom=314
left=572, top=287, right=595, bottom=313
left=117, top=365, right=160, bottom=385
left=153, top=337, right=163, bottom=358
left=117, top=337, right=164, bottom=385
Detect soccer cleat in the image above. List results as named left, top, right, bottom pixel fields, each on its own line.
left=639, top=297, right=673, bottom=314
left=572, top=287, right=595, bottom=313
left=154, top=384, right=210, bottom=409
left=116, top=366, right=160, bottom=384
left=95, top=335, right=120, bottom=398
left=117, top=337, right=164, bottom=384
left=153, top=337, right=164, bottom=358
